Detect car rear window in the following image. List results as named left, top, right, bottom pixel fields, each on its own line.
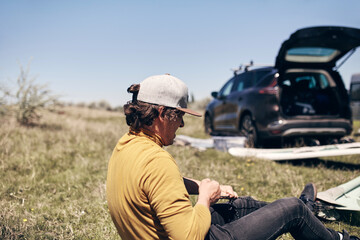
left=285, top=47, right=340, bottom=63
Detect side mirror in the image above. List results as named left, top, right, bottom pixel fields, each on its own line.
left=211, top=91, right=218, bottom=98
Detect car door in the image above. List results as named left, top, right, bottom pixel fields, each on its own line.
left=212, top=77, right=235, bottom=131
left=219, top=72, right=254, bottom=131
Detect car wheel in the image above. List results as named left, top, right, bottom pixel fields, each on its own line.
left=204, top=114, right=213, bottom=134
left=240, top=114, right=259, bottom=148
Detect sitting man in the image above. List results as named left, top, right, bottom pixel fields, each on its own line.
left=106, top=74, right=358, bottom=240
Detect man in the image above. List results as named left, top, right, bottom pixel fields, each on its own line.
left=106, top=74, right=358, bottom=240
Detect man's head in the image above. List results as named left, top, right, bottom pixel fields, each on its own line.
left=124, top=74, right=201, bottom=145
left=136, top=74, right=201, bottom=117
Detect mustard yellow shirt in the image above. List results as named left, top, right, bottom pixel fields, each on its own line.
left=106, top=130, right=211, bottom=240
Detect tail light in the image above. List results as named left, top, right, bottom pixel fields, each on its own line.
left=259, top=78, right=278, bottom=94
left=270, top=130, right=283, bottom=135
left=259, top=86, right=278, bottom=94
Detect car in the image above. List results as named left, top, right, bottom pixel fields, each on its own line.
left=349, top=73, right=360, bottom=120
left=204, top=26, right=360, bottom=148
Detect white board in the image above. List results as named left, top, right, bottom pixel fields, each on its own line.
left=317, top=176, right=360, bottom=211
left=228, top=142, right=360, bottom=160
left=175, top=135, right=360, bottom=161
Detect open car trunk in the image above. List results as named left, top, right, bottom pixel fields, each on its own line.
left=279, top=69, right=341, bottom=117
left=275, top=26, right=360, bottom=119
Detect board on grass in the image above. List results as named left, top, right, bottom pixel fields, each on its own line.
left=228, top=142, right=360, bottom=160
left=315, top=176, right=360, bottom=221
left=317, top=176, right=360, bottom=211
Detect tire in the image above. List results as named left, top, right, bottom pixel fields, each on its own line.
left=204, top=114, right=213, bottom=135
left=240, top=114, right=259, bottom=148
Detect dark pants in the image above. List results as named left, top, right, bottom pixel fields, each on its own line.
left=206, top=196, right=339, bottom=240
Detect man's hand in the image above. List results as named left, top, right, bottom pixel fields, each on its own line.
left=220, top=185, right=238, bottom=199
left=197, top=178, right=221, bottom=208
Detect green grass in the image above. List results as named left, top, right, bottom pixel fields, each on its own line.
left=1, top=106, right=359, bottom=239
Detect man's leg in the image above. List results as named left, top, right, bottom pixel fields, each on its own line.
left=209, top=197, right=339, bottom=240
left=210, top=196, right=268, bottom=225
left=210, top=182, right=317, bottom=226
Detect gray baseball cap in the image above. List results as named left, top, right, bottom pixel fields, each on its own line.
left=137, top=74, right=202, bottom=117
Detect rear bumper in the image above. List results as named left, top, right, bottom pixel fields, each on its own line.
left=281, top=127, right=346, bottom=137
left=259, top=118, right=352, bottom=139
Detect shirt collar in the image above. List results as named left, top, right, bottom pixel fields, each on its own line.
left=129, top=128, right=164, bottom=147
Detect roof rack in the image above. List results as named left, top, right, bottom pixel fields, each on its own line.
left=231, top=61, right=273, bottom=76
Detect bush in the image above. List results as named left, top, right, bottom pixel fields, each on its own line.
left=14, top=61, right=58, bottom=125
left=98, top=100, right=112, bottom=111
left=87, top=100, right=113, bottom=111
left=0, top=85, right=9, bottom=116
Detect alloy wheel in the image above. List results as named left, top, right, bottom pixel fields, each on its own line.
left=204, top=114, right=213, bottom=134
left=241, top=114, right=258, bottom=148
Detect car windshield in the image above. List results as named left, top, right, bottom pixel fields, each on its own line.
left=285, top=47, right=340, bottom=63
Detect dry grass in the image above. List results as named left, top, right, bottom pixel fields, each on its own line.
left=1, top=105, right=359, bottom=239
left=1, top=107, right=127, bottom=239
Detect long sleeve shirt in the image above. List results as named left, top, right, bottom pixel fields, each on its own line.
left=106, top=129, right=211, bottom=240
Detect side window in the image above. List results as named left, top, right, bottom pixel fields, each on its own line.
left=234, top=72, right=253, bottom=92
left=236, top=81, right=244, bottom=92
left=254, top=70, right=271, bottom=84
left=218, top=78, right=234, bottom=97
left=243, top=72, right=254, bottom=89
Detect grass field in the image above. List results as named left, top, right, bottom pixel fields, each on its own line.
left=1, top=104, right=360, bottom=239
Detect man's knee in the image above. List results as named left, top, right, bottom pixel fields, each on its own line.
left=276, top=197, right=306, bottom=214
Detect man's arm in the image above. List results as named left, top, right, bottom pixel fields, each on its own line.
left=184, top=177, right=238, bottom=199
left=183, top=177, right=200, bottom=194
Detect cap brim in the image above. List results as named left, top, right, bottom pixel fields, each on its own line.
left=177, top=107, right=202, bottom=117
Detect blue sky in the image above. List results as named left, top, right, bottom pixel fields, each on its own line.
left=1, top=0, right=360, bottom=107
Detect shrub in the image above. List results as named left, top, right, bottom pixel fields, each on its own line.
left=76, top=102, right=87, bottom=108
left=98, top=100, right=112, bottom=111
left=0, top=81, right=12, bottom=116
left=14, top=61, right=58, bottom=125
left=87, top=100, right=113, bottom=111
